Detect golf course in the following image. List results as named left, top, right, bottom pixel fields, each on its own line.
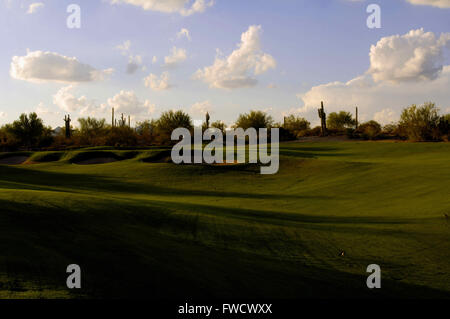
left=0, top=140, right=449, bottom=299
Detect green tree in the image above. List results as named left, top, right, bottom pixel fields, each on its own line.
left=357, top=120, right=382, bottom=140
left=8, top=112, right=45, bottom=148
left=77, top=117, right=108, bottom=145
left=399, top=102, right=440, bottom=141
left=157, top=110, right=193, bottom=135
left=234, top=110, right=273, bottom=129
left=210, top=120, right=227, bottom=134
left=283, top=115, right=310, bottom=134
left=326, top=111, right=356, bottom=130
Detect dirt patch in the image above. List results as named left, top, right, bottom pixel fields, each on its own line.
left=210, top=160, right=239, bottom=166
left=0, top=156, right=29, bottom=165
left=75, top=157, right=118, bottom=165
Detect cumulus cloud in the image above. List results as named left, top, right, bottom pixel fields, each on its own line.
left=369, top=29, right=450, bottom=83
left=177, top=28, right=191, bottom=41
left=116, top=40, right=131, bottom=55
left=406, top=0, right=450, bottom=8
left=190, top=100, right=212, bottom=116
left=105, top=90, right=155, bottom=115
left=53, top=86, right=154, bottom=118
left=109, top=0, right=214, bottom=16
left=11, top=51, right=113, bottom=83
left=164, top=46, right=187, bottom=67
left=298, top=67, right=450, bottom=124
left=296, top=29, right=450, bottom=125
left=126, top=55, right=143, bottom=74
left=194, top=25, right=276, bottom=89
left=373, top=108, right=398, bottom=125
left=53, top=85, right=98, bottom=114
left=27, top=2, right=44, bottom=14
left=144, top=71, right=171, bottom=91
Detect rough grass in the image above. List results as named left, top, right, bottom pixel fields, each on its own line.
left=0, top=141, right=449, bottom=299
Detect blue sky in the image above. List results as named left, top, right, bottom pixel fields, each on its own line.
left=1, top=0, right=449, bottom=128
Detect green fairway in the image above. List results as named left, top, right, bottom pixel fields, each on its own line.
left=0, top=141, right=449, bottom=299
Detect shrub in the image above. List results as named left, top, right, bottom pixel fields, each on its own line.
left=76, top=117, right=109, bottom=145
left=356, top=121, right=382, bottom=140
left=7, top=112, right=47, bottom=149
left=399, top=102, right=440, bottom=141
left=210, top=121, right=227, bottom=134
left=327, top=111, right=356, bottom=130
left=234, top=110, right=274, bottom=129
left=283, top=115, right=310, bottom=137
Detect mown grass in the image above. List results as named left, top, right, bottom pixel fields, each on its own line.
left=0, top=141, right=449, bottom=299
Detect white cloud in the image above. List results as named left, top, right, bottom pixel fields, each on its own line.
left=27, top=2, right=44, bottom=14
left=190, top=100, right=212, bottom=116
left=194, top=25, right=276, bottom=89
left=144, top=71, right=171, bottom=91
left=297, top=29, right=450, bottom=125
left=53, top=85, right=98, bottom=114
left=0, top=111, right=6, bottom=118
left=106, top=90, right=155, bottom=116
left=11, top=51, right=113, bottom=83
left=298, top=67, right=450, bottom=124
left=53, top=86, right=154, bottom=119
left=177, top=28, right=191, bottom=41
left=373, top=108, right=398, bottom=125
left=109, top=0, right=214, bottom=16
left=116, top=40, right=131, bottom=55
left=406, top=0, right=450, bottom=8
left=164, top=46, right=187, bottom=67
left=369, top=29, right=450, bottom=83
left=126, top=55, right=143, bottom=74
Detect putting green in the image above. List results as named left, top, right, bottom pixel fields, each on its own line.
left=0, top=141, right=449, bottom=299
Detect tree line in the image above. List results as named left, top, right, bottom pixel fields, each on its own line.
left=0, top=102, right=449, bottom=151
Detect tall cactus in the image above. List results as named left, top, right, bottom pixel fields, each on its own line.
left=64, top=115, right=71, bottom=138
left=318, top=101, right=327, bottom=136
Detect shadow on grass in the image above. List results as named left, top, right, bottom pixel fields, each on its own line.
left=0, top=200, right=448, bottom=299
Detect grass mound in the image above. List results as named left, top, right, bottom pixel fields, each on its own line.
left=68, top=150, right=139, bottom=165
left=27, top=152, right=64, bottom=163
left=140, top=149, right=172, bottom=163
left=0, top=152, right=32, bottom=165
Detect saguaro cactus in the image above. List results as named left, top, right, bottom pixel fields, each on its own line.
left=112, top=107, right=115, bottom=128
left=64, top=115, right=71, bottom=138
left=205, top=112, right=210, bottom=129
left=318, top=101, right=327, bottom=136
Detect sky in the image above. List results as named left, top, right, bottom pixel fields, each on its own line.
left=0, top=0, right=449, bottom=128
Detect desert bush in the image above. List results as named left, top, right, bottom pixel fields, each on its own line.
left=6, top=113, right=49, bottom=149
left=105, top=126, right=138, bottom=147
left=136, top=120, right=158, bottom=145
left=399, top=102, right=440, bottom=141
left=437, top=114, right=450, bottom=141
left=234, top=110, right=274, bottom=129
left=0, top=125, right=20, bottom=151
left=283, top=115, right=310, bottom=137
left=356, top=121, right=382, bottom=140
left=76, top=117, right=110, bottom=145
left=210, top=121, right=227, bottom=134
left=327, top=111, right=356, bottom=130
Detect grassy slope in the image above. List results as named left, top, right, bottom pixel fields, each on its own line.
left=0, top=141, right=449, bottom=298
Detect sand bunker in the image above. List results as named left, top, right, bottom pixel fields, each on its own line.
left=0, top=156, right=29, bottom=165
left=75, top=157, right=118, bottom=165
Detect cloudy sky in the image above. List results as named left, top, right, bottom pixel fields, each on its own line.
left=0, top=0, right=449, bottom=128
